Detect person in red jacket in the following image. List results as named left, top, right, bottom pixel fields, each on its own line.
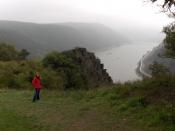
left=32, top=72, right=42, bottom=102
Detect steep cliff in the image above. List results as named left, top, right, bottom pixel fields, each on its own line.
left=63, top=47, right=113, bottom=87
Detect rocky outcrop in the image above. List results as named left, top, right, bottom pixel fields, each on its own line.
left=64, top=47, right=113, bottom=87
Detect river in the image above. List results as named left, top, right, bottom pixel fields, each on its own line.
left=96, top=43, right=159, bottom=83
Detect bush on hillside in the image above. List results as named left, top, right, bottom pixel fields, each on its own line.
left=42, top=51, right=88, bottom=89
left=0, top=43, right=29, bottom=61
left=149, top=61, right=170, bottom=77
left=0, top=61, right=64, bottom=89
left=163, top=24, right=175, bottom=56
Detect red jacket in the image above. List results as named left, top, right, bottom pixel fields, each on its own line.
left=32, top=76, right=42, bottom=89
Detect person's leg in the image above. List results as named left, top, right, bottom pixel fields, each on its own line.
left=32, top=89, right=37, bottom=102
left=37, top=89, right=40, bottom=100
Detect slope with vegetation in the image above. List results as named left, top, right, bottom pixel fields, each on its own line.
left=0, top=43, right=112, bottom=90
left=0, top=43, right=175, bottom=130
left=1, top=75, right=175, bottom=131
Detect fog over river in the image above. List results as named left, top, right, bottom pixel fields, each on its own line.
left=96, top=43, right=159, bottom=83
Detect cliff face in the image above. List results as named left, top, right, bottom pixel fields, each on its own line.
left=64, top=47, right=113, bottom=87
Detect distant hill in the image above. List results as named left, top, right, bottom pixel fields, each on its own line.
left=0, top=21, right=128, bottom=57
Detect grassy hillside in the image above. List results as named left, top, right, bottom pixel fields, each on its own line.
left=1, top=76, right=175, bottom=131
left=0, top=43, right=175, bottom=130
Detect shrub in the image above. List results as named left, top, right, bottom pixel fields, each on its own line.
left=149, top=61, right=170, bottom=77
left=0, top=43, right=29, bottom=61
left=42, top=51, right=88, bottom=89
left=41, top=69, right=65, bottom=90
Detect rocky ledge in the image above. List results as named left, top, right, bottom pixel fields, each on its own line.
left=64, top=47, right=113, bottom=87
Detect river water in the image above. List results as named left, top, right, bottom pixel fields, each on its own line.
left=96, top=43, right=159, bottom=83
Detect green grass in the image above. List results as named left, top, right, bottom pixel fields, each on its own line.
left=0, top=89, right=134, bottom=131
left=0, top=78, right=175, bottom=131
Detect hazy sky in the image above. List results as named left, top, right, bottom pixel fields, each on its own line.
left=0, top=0, right=173, bottom=30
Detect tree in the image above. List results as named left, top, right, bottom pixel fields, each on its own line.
left=149, top=61, right=170, bottom=76
left=0, top=43, right=30, bottom=61
left=162, top=23, right=175, bottom=55
left=149, top=0, right=175, bottom=55
left=42, top=51, right=88, bottom=89
left=42, top=51, right=74, bottom=69
left=0, top=43, right=18, bottom=61
left=150, top=0, right=175, bottom=16
left=18, top=49, right=30, bottom=60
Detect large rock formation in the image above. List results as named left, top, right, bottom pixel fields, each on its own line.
left=63, top=47, right=113, bottom=87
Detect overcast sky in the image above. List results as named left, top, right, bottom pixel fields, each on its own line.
left=0, top=0, right=173, bottom=30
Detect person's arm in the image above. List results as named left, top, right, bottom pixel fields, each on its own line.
left=32, top=77, right=36, bottom=87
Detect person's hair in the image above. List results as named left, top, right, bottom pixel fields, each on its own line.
left=35, top=72, right=40, bottom=78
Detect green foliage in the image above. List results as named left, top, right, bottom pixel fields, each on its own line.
left=149, top=61, right=169, bottom=76
left=164, top=32, right=175, bottom=51
left=0, top=61, right=41, bottom=89
left=0, top=61, right=64, bottom=89
left=0, top=43, right=111, bottom=90
left=0, top=43, right=29, bottom=61
left=0, top=43, right=19, bottom=61
left=18, top=49, right=30, bottom=60
left=163, top=24, right=175, bottom=57
left=42, top=51, right=88, bottom=89
left=42, top=51, right=74, bottom=69
left=0, top=44, right=89, bottom=90
left=41, top=69, right=65, bottom=89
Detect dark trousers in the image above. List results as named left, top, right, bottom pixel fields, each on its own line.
left=33, top=89, right=40, bottom=102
